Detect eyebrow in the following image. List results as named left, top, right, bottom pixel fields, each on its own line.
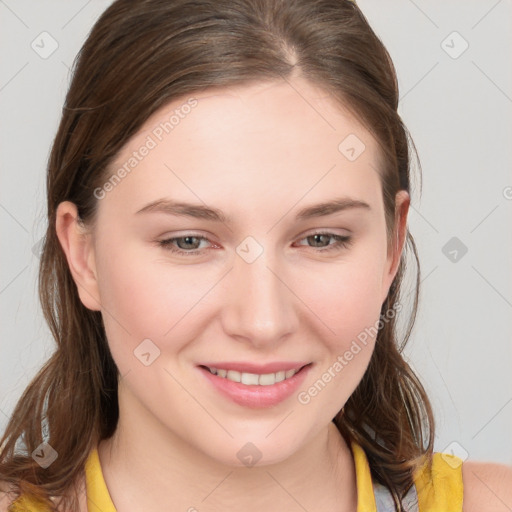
left=135, top=197, right=371, bottom=223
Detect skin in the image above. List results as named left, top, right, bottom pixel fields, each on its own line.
left=52, top=74, right=512, bottom=512
left=57, top=76, right=398, bottom=511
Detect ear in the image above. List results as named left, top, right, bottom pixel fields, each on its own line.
left=381, top=190, right=410, bottom=304
left=55, top=201, right=101, bottom=311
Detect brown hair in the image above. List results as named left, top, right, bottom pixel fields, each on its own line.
left=0, top=0, right=433, bottom=510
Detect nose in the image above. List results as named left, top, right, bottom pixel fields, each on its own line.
left=221, top=246, right=297, bottom=349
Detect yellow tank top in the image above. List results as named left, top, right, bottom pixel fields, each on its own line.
left=9, top=440, right=463, bottom=511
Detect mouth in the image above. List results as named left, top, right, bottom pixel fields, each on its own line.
left=199, top=363, right=311, bottom=386
left=197, top=362, right=313, bottom=408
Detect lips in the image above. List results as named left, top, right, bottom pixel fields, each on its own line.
left=197, top=362, right=313, bottom=408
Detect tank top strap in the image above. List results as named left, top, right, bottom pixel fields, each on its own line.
left=373, top=451, right=464, bottom=512
left=350, top=439, right=464, bottom=512
left=413, top=452, right=464, bottom=511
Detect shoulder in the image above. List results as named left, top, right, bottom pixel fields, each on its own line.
left=462, top=460, right=512, bottom=512
left=0, top=481, right=55, bottom=512
left=0, top=491, right=32, bottom=512
left=0, top=492, right=54, bottom=512
left=0, top=491, right=14, bottom=512
left=0, top=481, right=15, bottom=512
left=0, top=471, right=87, bottom=512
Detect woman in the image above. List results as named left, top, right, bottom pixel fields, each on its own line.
left=1, top=0, right=511, bottom=511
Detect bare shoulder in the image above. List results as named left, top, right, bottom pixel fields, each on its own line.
left=0, top=480, right=14, bottom=511
left=462, top=460, right=512, bottom=512
left=0, top=484, right=15, bottom=512
left=0, top=472, right=88, bottom=512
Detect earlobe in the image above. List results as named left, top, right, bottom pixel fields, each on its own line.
left=55, top=201, right=101, bottom=311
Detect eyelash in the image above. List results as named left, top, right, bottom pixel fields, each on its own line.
left=156, top=231, right=353, bottom=256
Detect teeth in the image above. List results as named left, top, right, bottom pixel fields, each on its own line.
left=275, top=371, right=285, bottom=383
left=258, top=373, right=276, bottom=385
left=226, top=370, right=241, bottom=382
left=207, top=367, right=300, bottom=385
left=241, top=372, right=259, bottom=385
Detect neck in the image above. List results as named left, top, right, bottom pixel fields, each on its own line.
left=97, top=389, right=357, bottom=511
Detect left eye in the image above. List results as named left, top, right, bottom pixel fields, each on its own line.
left=156, top=232, right=352, bottom=256
left=296, top=233, right=352, bottom=251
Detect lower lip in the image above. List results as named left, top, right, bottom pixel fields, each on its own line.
left=198, top=364, right=312, bottom=408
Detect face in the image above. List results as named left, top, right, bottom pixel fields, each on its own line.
left=61, top=76, right=407, bottom=467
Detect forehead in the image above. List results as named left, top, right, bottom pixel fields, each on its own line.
left=100, top=77, right=383, bottom=221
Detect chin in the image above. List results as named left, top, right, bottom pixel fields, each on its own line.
left=199, top=432, right=304, bottom=469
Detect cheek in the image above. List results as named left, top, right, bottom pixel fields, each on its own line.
left=294, top=258, right=387, bottom=415
left=300, top=251, right=387, bottom=347
left=93, top=236, right=207, bottom=365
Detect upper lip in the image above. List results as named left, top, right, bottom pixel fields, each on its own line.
left=199, top=361, right=311, bottom=374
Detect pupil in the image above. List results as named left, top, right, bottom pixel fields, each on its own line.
left=180, top=236, right=198, bottom=249
left=311, top=234, right=328, bottom=247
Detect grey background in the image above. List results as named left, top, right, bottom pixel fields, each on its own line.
left=1, top=1, right=511, bottom=465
